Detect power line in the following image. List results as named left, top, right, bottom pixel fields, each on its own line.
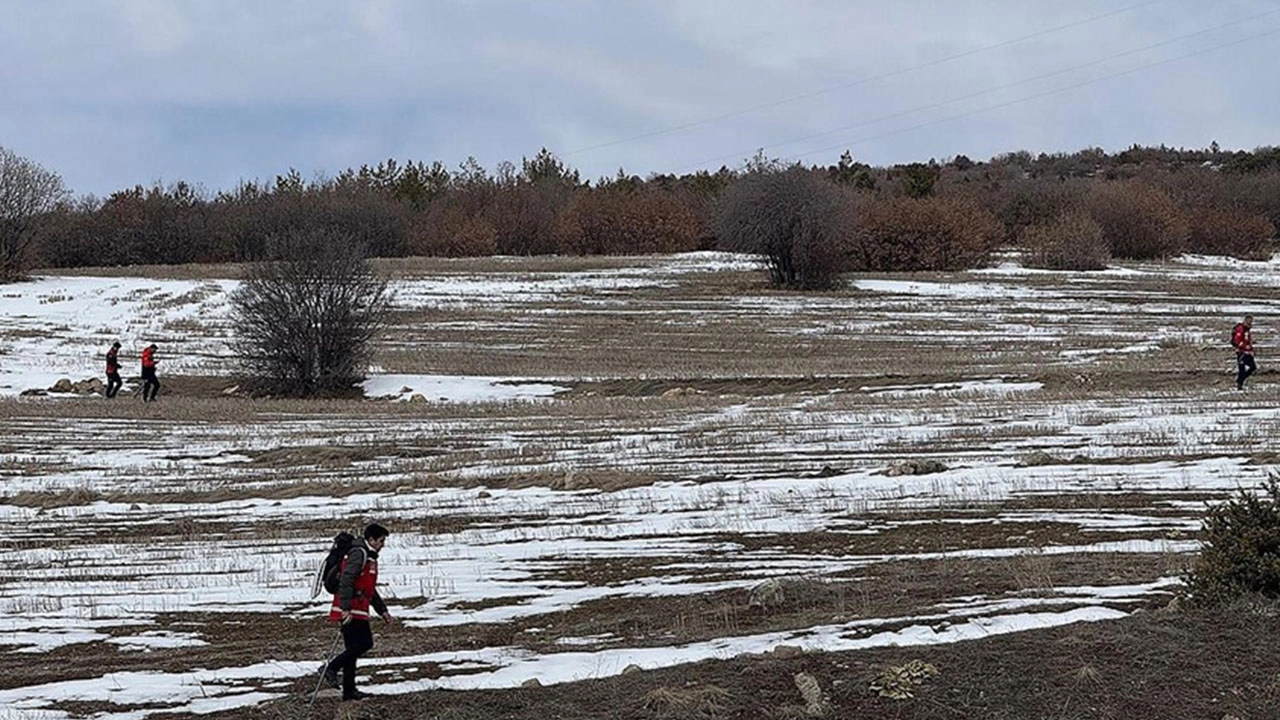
left=779, top=22, right=1280, bottom=165
left=668, top=5, right=1280, bottom=174
left=562, top=0, right=1170, bottom=157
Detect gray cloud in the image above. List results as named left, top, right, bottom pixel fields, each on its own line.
left=1, top=0, right=1276, bottom=196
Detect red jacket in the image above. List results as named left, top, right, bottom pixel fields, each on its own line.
left=106, top=348, right=119, bottom=374
left=141, top=347, right=157, bottom=370
left=1233, top=324, right=1254, bottom=354
left=328, top=543, right=385, bottom=622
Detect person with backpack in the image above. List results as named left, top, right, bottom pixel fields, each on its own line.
left=140, top=343, right=160, bottom=401
left=104, top=342, right=122, bottom=398
left=322, top=523, right=394, bottom=701
left=1232, top=315, right=1257, bottom=390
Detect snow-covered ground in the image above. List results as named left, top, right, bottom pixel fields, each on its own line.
left=0, top=251, right=1273, bottom=718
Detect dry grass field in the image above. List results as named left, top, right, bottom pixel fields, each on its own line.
left=2, top=251, right=1278, bottom=719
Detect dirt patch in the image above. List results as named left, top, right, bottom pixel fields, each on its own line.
left=0, top=552, right=1179, bottom=696
left=246, top=443, right=445, bottom=468
left=174, top=598, right=1280, bottom=720
left=715, top=520, right=1180, bottom=559
left=398, top=553, right=1180, bottom=656
left=559, top=374, right=1039, bottom=399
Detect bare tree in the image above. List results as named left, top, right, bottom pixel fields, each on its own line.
left=714, top=168, right=848, bottom=289
left=0, top=146, right=68, bottom=282
left=230, top=229, right=392, bottom=397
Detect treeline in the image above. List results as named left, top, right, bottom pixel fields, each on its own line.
left=33, top=144, right=1280, bottom=279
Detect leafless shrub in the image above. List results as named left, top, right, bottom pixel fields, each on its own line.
left=556, top=184, right=701, bottom=255
left=849, top=195, right=1000, bottom=271
left=1185, top=207, right=1276, bottom=260
left=714, top=168, right=847, bottom=289
left=230, top=229, right=391, bottom=397
left=1023, top=211, right=1110, bottom=271
left=1087, top=180, right=1189, bottom=259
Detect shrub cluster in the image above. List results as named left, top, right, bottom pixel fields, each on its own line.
left=1022, top=212, right=1110, bottom=271
left=18, top=144, right=1280, bottom=284
left=1086, top=181, right=1189, bottom=260
left=1183, top=477, right=1280, bottom=607
left=230, top=229, right=391, bottom=397
left=1185, top=207, right=1276, bottom=260
left=849, top=195, right=1000, bottom=272
left=714, top=168, right=848, bottom=290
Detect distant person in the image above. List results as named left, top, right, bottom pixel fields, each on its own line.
left=324, top=523, right=395, bottom=701
left=140, top=343, right=160, bottom=401
left=1232, top=315, right=1256, bottom=390
left=104, top=342, right=122, bottom=398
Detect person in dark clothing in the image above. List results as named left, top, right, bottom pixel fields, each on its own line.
left=104, top=342, right=122, bottom=398
left=324, top=523, right=394, bottom=701
left=1232, top=315, right=1257, bottom=390
left=140, top=343, right=160, bottom=401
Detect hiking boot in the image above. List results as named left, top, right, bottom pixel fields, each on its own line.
left=342, top=690, right=370, bottom=701
left=321, top=667, right=339, bottom=689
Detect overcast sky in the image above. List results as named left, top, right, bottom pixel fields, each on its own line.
left=2, top=0, right=1277, bottom=197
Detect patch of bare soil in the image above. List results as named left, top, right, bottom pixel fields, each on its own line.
left=245, top=443, right=445, bottom=467
left=180, top=598, right=1280, bottom=720
left=377, top=553, right=1176, bottom=659
left=1035, top=366, right=1262, bottom=395
left=0, top=615, right=330, bottom=691
left=0, top=553, right=1177, bottom=695
left=715, top=520, right=1179, bottom=559
left=559, top=374, right=1034, bottom=399
left=996, top=491, right=1224, bottom=512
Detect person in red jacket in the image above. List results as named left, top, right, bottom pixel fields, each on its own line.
left=140, top=343, right=160, bottom=401
left=1232, top=315, right=1256, bottom=390
left=104, top=342, right=122, bottom=398
left=323, top=523, right=395, bottom=701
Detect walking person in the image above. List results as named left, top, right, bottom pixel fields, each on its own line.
left=140, top=343, right=160, bottom=401
left=323, top=523, right=395, bottom=701
left=1233, top=315, right=1257, bottom=391
left=104, top=342, right=122, bottom=398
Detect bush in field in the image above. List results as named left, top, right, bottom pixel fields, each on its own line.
left=848, top=195, right=1000, bottom=271
left=713, top=168, right=848, bottom=290
left=1087, top=181, right=1188, bottom=259
left=1185, top=207, right=1276, bottom=260
left=1022, top=212, right=1110, bottom=271
left=230, top=229, right=391, bottom=397
left=1183, top=477, right=1280, bottom=607
left=557, top=184, right=701, bottom=255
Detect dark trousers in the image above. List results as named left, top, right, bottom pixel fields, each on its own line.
left=105, top=371, right=122, bottom=398
left=141, top=368, right=160, bottom=401
left=1237, top=353, right=1257, bottom=389
left=326, top=620, right=374, bottom=697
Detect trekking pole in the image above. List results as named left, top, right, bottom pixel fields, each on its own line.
left=309, top=627, right=343, bottom=706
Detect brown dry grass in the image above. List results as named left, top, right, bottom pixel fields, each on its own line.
left=168, top=598, right=1280, bottom=720
left=640, top=684, right=730, bottom=718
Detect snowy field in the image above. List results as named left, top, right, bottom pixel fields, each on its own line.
left=0, top=251, right=1276, bottom=718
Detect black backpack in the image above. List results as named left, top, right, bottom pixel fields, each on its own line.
left=310, top=531, right=356, bottom=599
